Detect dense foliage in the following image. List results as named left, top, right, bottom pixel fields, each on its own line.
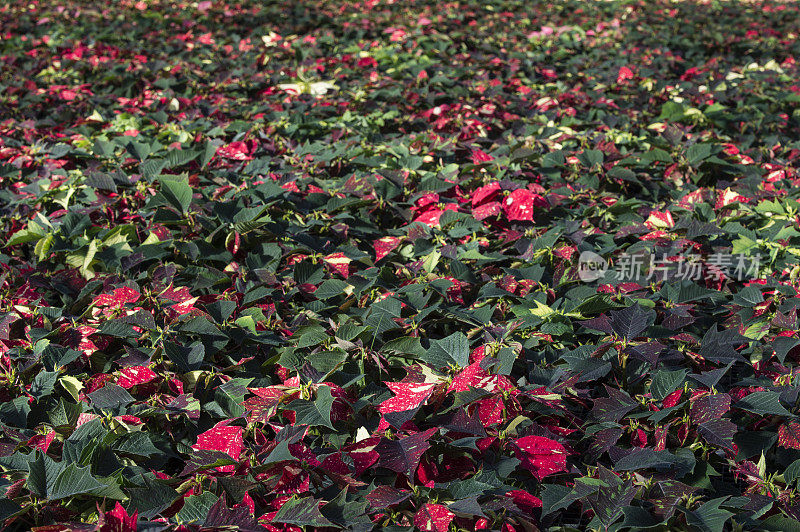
left=3, top=0, right=800, bottom=530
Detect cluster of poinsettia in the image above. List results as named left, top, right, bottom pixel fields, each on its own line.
left=4, top=0, right=800, bottom=530
left=408, top=182, right=548, bottom=228
left=167, top=340, right=575, bottom=532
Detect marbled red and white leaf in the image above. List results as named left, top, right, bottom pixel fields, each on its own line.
left=117, top=366, right=157, bottom=388
left=779, top=421, right=800, bottom=450
left=503, top=188, right=545, bottom=221
left=193, top=422, right=244, bottom=473
left=374, top=236, right=402, bottom=262
left=414, top=503, right=455, bottom=532
left=513, top=435, right=569, bottom=481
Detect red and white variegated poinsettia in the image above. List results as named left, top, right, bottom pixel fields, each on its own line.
left=242, top=385, right=298, bottom=424
left=374, top=236, right=402, bottom=262
left=377, top=366, right=445, bottom=430
left=414, top=503, right=455, bottom=532
left=92, top=286, right=141, bottom=308
left=159, top=284, right=199, bottom=317
left=408, top=192, right=461, bottom=227
left=91, top=287, right=142, bottom=319
left=323, top=251, right=352, bottom=278
left=617, top=65, right=635, bottom=83
left=97, top=502, right=138, bottom=532
left=512, top=435, right=570, bottom=481
left=470, top=181, right=502, bottom=221
left=503, top=187, right=547, bottom=222
left=216, top=140, right=254, bottom=161
left=117, top=365, right=158, bottom=389
left=715, top=187, right=751, bottom=210
left=193, top=421, right=245, bottom=473
left=645, top=210, right=674, bottom=230
left=470, top=148, right=494, bottom=165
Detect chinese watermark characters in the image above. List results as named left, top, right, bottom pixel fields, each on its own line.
left=578, top=251, right=761, bottom=283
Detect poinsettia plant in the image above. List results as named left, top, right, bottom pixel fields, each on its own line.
left=2, top=0, right=800, bottom=530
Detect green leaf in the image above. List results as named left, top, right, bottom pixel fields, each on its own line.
left=288, top=386, right=335, bottom=429
left=164, top=341, right=205, bottom=372
left=686, top=143, right=714, bottom=166
left=759, top=516, right=800, bottom=532
left=115, top=432, right=161, bottom=457
left=680, top=497, right=733, bottom=532
left=0, top=396, right=30, bottom=428
left=364, top=296, right=402, bottom=339
left=321, top=488, right=370, bottom=528
left=614, top=448, right=694, bottom=476
left=422, top=250, right=441, bottom=274
left=88, top=384, right=134, bottom=410
left=26, top=451, right=61, bottom=499
left=609, top=304, right=655, bottom=341
left=176, top=492, right=219, bottom=524
left=315, top=279, right=350, bottom=300
left=30, top=370, right=59, bottom=399
left=26, top=451, right=104, bottom=501
left=577, top=149, right=604, bottom=168
left=261, top=440, right=294, bottom=466
left=47, top=463, right=104, bottom=500
left=382, top=337, right=425, bottom=357
left=84, top=172, right=117, bottom=192
left=295, top=326, right=328, bottom=348
left=773, top=337, right=800, bottom=364
left=92, top=139, right=116, bottom=157
left=80, top=239, right=98, bottom=278
left=140, top=159, right=167, bottom=180
left=128, top=475, right=180, bottom=519
left=160, top=179, right=193, bottom=214
left=307, top=350, right=347, bottom=378
left=0, top=499, right=21, bottom=522
left=587, top=471, right=637, bottom=528
left=733, top=285, right=763, bottom=307
left=736, top=391, right=791, bottom=417
left=165, top=149, right=200, bottom=169
left=785, top=458, right=800, bottom=486
left=6, top=228, right=44, bottom=247
left=424, top=331, right=469, bottom=369
left=98, top=319, right=138, bottom=338
left=541, top=481, right=599, bottom=517
left=650, top=369, right=687, bottom=401
left=274, top=496, right=336, bottom=528
left=89, top=475, right=126, bottom=500
left=125, top=140, right=151, bottom=161
left=201, top=140, right=218, bottom=167
left=180, top=316, right=223, bottom=336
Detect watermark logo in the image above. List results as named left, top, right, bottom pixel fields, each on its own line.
left=577, top=251, right=761, bottom=283
left=578, top=250, right=608, bottom=282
